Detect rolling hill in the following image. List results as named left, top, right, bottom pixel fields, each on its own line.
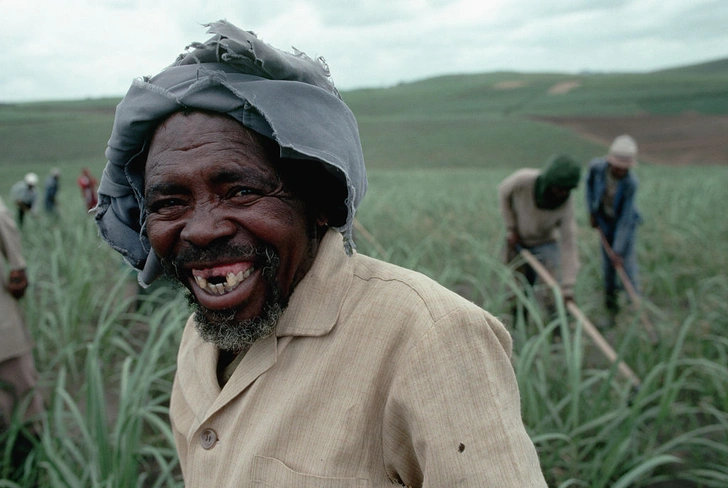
left=1, top=56, right=727, bottom=186
left=653, top=56, right=728, bottom=75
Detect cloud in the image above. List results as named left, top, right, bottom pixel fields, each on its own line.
left=1, top=0, right=727, bottom=102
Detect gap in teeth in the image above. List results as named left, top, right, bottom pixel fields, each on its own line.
left=194, top=267, right=254, bottom=295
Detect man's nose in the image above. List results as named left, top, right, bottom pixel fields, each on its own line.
left=180, top=204, right=237, bottom=248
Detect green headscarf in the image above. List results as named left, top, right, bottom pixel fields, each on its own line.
left=534, top=154, right=581, bottom=209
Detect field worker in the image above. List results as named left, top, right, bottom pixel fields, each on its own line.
left=498, top=155, right=581, bottom=318
left=0, top=196, right=44, bottom=471
left=586, top=135, right=642, bottom=320
left=44, top=168, right=61, bottom=215
left=10, top=172, right=38, bottom=227
left=77, top=167, right=98, bottom=211
left=95, top=20, right=547, bottom=487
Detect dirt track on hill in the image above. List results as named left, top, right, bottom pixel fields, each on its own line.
left=536, top=114, right=728, bottom=165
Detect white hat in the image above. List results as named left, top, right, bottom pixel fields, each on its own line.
left=608, top=135, right=638, bottom=168
left=24, top=172, right=39, bottom=186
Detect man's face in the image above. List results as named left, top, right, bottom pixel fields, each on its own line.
left=608, top=158, right=631, bottom=179
left=545, top=185, right=571, bottom=204
left=144, top=112, right=320, bottom=349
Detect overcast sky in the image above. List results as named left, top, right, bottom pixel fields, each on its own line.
left=2, top=0, right=727, bottom=103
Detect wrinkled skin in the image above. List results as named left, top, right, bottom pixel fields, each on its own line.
left=607, top=158, right=631, bottom=180
left=144, top=111, right=323, bottom=351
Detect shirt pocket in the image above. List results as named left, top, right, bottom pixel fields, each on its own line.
left=251, top=455, right=369, bottom=487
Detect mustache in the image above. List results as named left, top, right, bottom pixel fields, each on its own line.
left=169, top=241, right=266, bottom=268
left=160, top=241, right=277, bottom=282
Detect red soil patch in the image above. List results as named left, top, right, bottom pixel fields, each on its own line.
left=536, top=114, right=728, bottom=165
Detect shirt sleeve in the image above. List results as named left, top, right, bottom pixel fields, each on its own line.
left=0, top=209, right=26, bottom=271
left=498, top=174, right=518, bottom=233
left=382, top=308, right=548, bottom=487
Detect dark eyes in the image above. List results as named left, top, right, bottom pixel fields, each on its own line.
left=146, top=186, right=272, bottom=215
left=228, top=186, right=278, bottom=207
left=229, top=181, right=287, bottom=205
left=147, top=197, right=187, bottom=214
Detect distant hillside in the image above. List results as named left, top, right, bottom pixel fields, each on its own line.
left=2, top=60, right=727, bottom=178
left=344, top=65, right=728, bottom=119
left=653, top=57, right=728, bottom=75
left=340, top=62, right=728, bottom=167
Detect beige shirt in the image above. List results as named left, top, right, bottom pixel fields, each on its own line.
left=498, top=168, right=579, bottom=294
left=0, top=198, right=33, bottom=363
left=170, top=230, right=547, bottom=487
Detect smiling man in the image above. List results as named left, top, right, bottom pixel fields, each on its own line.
left=96, top=20, right=547, bottom=487
left=143, top=111, right=317, bottom=355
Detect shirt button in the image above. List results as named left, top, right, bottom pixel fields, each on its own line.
left=200, top=428, right=218, bottom=450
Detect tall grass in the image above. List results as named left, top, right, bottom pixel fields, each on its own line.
left=1, top=163, right=726, bottom=486
left=355, top=165, right=728, bottom=486
left=39, top=290, right=185, bottom=488
left=1, top=209, right=186, bottom=487
left=2, top=72, right=727, bottom=486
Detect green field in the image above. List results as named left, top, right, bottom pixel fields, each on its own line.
left=1, top=63, right=727, bottom=486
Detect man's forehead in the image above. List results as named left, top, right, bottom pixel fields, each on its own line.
left=147, top=111, right=274, bottom=170
left=151, top=111, right=264, bottom=151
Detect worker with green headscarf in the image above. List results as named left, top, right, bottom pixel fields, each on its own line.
left=498, top=155, right=582, bottom=318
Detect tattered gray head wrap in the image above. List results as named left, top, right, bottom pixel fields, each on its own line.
left=96, top=20, right=367, bottom=286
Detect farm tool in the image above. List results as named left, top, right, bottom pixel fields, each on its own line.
left=519, top=248, right=642, bottom=390
left=597, top=230, right=659, bottom=344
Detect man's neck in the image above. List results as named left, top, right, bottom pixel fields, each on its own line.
left=217, top=344, right=252, bottom=387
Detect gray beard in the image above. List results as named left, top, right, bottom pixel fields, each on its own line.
left=190, top=300, right=284, bottom=352
left=188, top=288, right=285, bottom=353
left=163, top=245, right=288, bottom=352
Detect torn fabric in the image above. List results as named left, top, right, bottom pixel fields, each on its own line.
left=95, top=20, right=367, bottom=286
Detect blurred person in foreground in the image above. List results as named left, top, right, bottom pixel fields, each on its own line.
left=0, top=196, right=44, bottom=471
left=498, top=155, right=581, bottom=320
left=44, top=168, right=61, bottom=216
left=586, top=135, right=642, bottom=321
left=95, top=20, right=547, bottom=487
left=10, top=173, right=38, bottom=227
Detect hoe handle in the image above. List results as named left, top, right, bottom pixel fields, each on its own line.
left=520, top=248, right=642, bottom=388
left=597, top=230, right=658, bottom=343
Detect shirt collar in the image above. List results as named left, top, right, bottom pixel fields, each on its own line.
left=275, top=229, right=354, bottom=338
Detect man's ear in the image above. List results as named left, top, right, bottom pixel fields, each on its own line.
left=315, top=211, right=329, bottom=227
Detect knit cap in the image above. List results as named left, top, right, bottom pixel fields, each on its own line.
left=608, top=135, right=638, bottom=168
left=542, top=154, right=581, bottom=189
